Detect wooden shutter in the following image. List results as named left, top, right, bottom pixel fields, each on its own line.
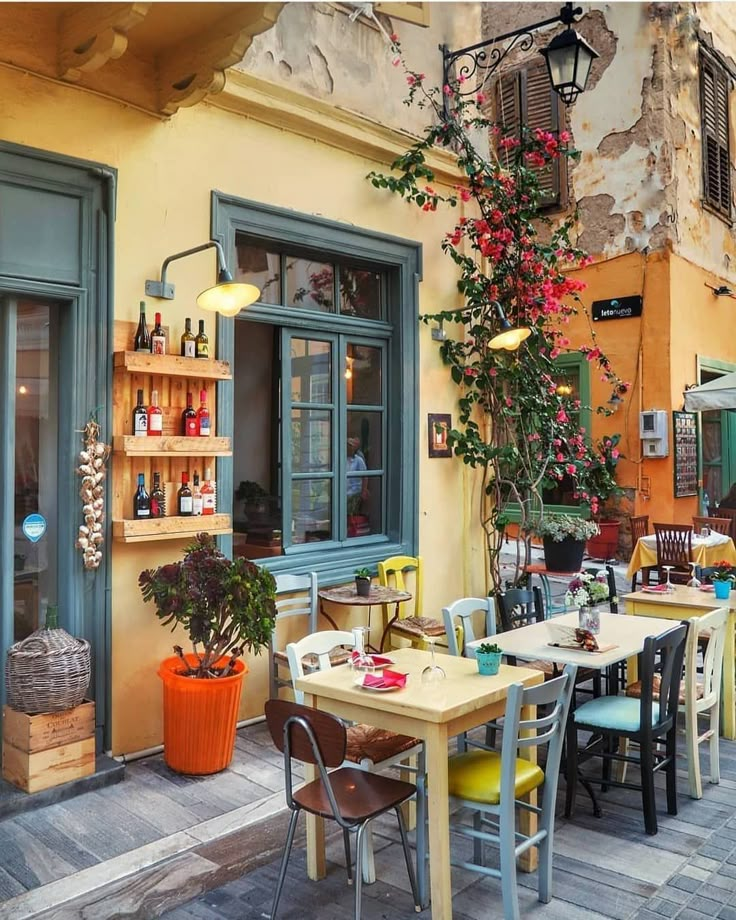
left=701, top=53, right=732, bottom=218
left=494, top=63, right=566, bottom=209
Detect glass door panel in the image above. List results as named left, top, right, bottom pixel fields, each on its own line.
left=13, top=300, right=58, bottom=640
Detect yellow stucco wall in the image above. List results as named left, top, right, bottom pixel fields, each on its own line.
left=0, top=60, right=489, bottom=754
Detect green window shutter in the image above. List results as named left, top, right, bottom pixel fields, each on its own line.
left=701, top=53, right=732, bottom=218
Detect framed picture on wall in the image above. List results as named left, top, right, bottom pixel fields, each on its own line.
left=428, top=413, right=452, bottom=458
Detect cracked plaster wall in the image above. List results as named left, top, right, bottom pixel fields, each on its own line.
left=239, top=2, right=481, bottom=137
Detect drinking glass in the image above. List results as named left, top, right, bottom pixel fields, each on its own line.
left=421, top=635, right=446, bottom=683
left=687, top=562, right=701, bottom=589
left=662, top=565, right=675, bottom=593
left=351, top=626, right=376, bottom=686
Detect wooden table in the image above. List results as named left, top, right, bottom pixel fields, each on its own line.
left=295, top=647, right=543, bottom=920
left=623, top=586, right=736, bottom=739
left=318, top=584, right=411, bottom=652
left=626, top=532, right=736, bottom=581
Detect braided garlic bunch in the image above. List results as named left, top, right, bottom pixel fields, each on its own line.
left=76, top=419, right=110, bottom=570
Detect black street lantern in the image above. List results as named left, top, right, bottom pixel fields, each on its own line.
left=539, top=27, right=599, bottom=105
left=440, top=2, right=598, bottom=118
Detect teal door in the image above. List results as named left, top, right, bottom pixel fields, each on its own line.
left=0, top=145, right=112, bottom=748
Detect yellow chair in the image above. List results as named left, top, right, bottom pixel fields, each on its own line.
left=378, top=555, right=449, bottom=651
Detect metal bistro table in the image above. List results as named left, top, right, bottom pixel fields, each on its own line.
left=318, top=584, right=411, bottom=653
left=296, top=647, right=543, bottom=920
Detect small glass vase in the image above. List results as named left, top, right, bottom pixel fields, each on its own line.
left=578, top=605, right=600, bottom=635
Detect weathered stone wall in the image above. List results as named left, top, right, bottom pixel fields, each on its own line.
left=240, top=2, right=481, bottom=137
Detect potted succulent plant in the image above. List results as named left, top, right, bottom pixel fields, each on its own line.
left=355, top=567, right=372, bottom=597
left=475, top=642, right=503, bottom=676
left=531, top=514, right=600, bottom=574
left=139, top=533, right=277, bottom=775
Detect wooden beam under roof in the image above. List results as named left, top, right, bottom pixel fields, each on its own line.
left=58, top=2, right=151, bottom=82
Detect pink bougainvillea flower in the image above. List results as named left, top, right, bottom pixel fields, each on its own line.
left=556, top=409, right=568, bottom=423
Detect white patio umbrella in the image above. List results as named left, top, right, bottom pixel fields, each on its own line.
left=683, top=372, right=736, bottom=412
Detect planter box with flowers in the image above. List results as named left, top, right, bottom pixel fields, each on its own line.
left=531, top=514, right=600, bottom=573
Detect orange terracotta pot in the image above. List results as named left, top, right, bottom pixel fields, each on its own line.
left=158, top=654, right=248, bottom=775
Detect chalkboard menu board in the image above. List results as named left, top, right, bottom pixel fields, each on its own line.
left=673, top=411, right=698, bottom=497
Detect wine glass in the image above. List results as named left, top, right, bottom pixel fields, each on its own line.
left=421, top=635, right=446, bottom=684
left=662, top=565, right=675, bottom=593
left=687, top=562, right=701, bottom=589
left=351, top=627, right=376, bottom=686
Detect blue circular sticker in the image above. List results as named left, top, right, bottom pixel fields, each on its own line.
left=22, top=513, right=47, bottom=544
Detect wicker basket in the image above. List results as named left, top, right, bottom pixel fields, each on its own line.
left=5, top=627, right=91, bottom=715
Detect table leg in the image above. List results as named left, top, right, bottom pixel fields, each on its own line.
left=723, top=613, right=736, bottom=740
left=425, top=723, right=452, bottom=919
left=319, top=600, right=340, bottom=632
left=518, top=701, right=538, bottom=873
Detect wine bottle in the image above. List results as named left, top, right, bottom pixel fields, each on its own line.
left=197, top=389, right=210, bottom=436
left=192, top=470, right=203, bottom=516
left=151, top=312, right=166, bottom=355
left=147, top=389, right=163, bottom=436
left=180, top=317, right=196, bottom=358
left=133, top=472, right=151, bottom=519
left=177, top=472, right=193, bottom=516
left=132, top=388, right=148, bottom=437
left=45, top=604, right=59, bottom=630
left=134, top=301, right=150, bottom=352
left=195, top=319, right=209, bottom=358
left=182, top=391, right=198, bottom=437
left=201, top=467, right=215, bottom=515
left=150, top=471, right=166, bottom=518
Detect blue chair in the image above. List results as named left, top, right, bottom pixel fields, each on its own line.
left=564, top=623, right=688, bottom=835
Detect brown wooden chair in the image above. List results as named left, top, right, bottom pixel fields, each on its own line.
left=265, top=699, right=421, bottom=920
left=629, top=515, right=655, bottom=590
left=693, top=515, right=732, bottom=537
left=653, top=523, right=693, bottom=585
left=705, top=507, right=736, bottom=541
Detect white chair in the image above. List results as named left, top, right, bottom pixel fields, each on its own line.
left=442, top=596, right=496, bottom=658
left=286, top=630, right=426, bottom=891
left=269, top=572, right=351, bottom=699
left=448, top=666, right=576, bottom=920
left=625, top=607, right=727, bottom=799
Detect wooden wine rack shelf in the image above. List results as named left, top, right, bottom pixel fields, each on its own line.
left=113, top=351, right=232, bottom=380
left=113, top=514, right=232, bottom=543
left=113, top=435, right=232, bottom=456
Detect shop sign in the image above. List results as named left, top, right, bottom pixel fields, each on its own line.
left=592, top=295, right=643, bottom=321
left=22, top=513, right=47, bottom=543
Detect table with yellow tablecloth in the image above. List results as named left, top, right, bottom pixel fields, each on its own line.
left=626, top=531, right=736, bottom=581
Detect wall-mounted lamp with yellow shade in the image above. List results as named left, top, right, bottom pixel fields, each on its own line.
left=488, top=302, right=531, bottom=351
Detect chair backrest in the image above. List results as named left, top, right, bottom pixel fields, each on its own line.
left=638, top=624, right=688, bottom=731
left=583, top=565, right=618, bottom=614
left=497, top=586, right=545, bottom=632
left=286, top=630, right=355, bottom=704
left=693, top=515, right=732, bottom=537
left=272, top=572, right=319, bottom=653
left=499, top=665, right=577, bottom=814
left=378, top=555, right=423, bottom=617
left=441, top=597, right=496, bottom=657
left=685, top=607, right=728, bottom=708
left=629, top=514, right=649, bottom=544
left=708, top=506, right=736, bottom=540
left=653, top=523, right=693, bottom=568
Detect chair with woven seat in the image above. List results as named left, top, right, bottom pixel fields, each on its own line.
left=693, top=515, right=732, bottom=537
left=378, top=554, right=454, bottom=651
left=629, top=514, right=655, bottom=590
left=625, top=606, right=727, bottom=799
left=565, top=623, right=688, bottom=835
left=269, top=572, right=351, bottom=700
left=653, top=522, right=693, bottom=585
left=286, top=629, right=425, bottom=886
left=447, top=665, right=576, bottom=920
left=265, top=699, right=421, bottom=920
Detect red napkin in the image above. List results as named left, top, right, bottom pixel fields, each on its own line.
left=351, top=651, right=394, bottom=667
left=642, top=584, right=669, bottom=593
left=362, top=669, right=407, bottom=689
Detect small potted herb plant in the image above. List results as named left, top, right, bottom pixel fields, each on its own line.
left=355, top=567, right=372, bottom=597
left=475, top=642, right=503, bottom=676
left=709, top=560, right=736, bottom=599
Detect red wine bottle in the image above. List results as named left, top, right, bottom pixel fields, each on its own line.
left=151, top=312, right=166, bottom=355
left=132, top=388, right=148, bottom=437
left=197, top=389, right=210, bottom=436
left=134, top=301, right=150, bottom=352
left=177, top=472, right=193, bottom=516
left=182, top=392, right=197, bottom=436
left=133, top=473, right=151, bottom=519
left=150, top=472, right=166, bottom=518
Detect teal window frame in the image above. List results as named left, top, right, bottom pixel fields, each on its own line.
left=505, top=352, right=591, bottom=523
left=697, top=356, right=736, bottom=505
left=211, top=194, right=420, bottom=583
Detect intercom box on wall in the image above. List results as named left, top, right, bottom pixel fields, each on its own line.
left=639, top=410, right=669, bottom=457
